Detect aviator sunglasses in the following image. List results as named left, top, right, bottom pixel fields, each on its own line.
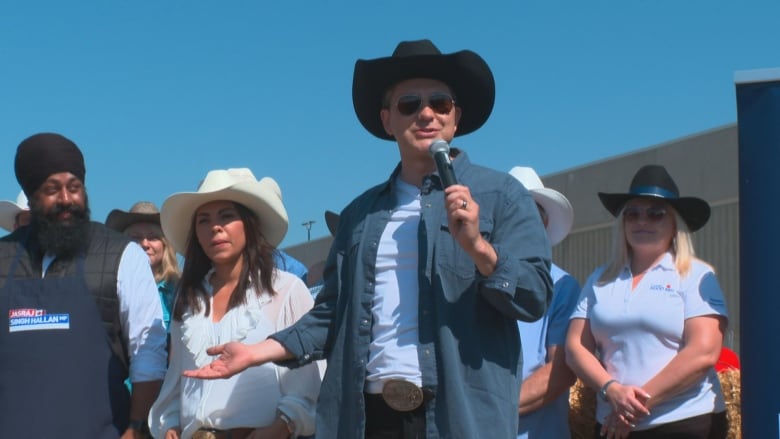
left=623, top=205, right=668, bottom=223
left=393, top=93, right=456, bottom=116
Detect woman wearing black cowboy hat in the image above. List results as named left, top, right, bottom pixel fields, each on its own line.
left=184, top=39, right=553, bottom=439
left=566, top=165, right=729, bottom=438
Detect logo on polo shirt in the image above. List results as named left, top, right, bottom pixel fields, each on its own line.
left=649, top=284, right=675, bottom=293
left=8, top=308, right=70, bottom=332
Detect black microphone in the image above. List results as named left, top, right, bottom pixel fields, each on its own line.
left=428, top=139, right=458, bottom=188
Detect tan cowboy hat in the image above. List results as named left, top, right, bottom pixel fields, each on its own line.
left=105, top=201, right=161, bottom=232
left=509, top=167, right=574, bottom=246
left=161, top=168, right=288, bottom=253
left=0, top=191, right=29, bottom=232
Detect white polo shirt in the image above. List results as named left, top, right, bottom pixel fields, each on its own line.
left=571, top=252, right=728, bottom=429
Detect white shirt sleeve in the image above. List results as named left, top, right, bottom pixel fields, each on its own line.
left=274, top=272, right=322, bottom=437
left=118, top=242, right=168, bottom=382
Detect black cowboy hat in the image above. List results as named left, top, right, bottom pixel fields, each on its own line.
left=598, top=164, right=711, bottom=232
left=105, top=201, right=161, bottom=232
left=352, top=39, right=495, bottom=140
left=324, top=210, right=340, bottom=237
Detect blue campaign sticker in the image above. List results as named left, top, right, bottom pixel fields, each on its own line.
left=8, top=308, right=70, bottom=332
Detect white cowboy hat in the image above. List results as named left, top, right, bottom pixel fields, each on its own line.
left=160, top=168, right=289, bottom=253
left=509, top=166, right=573, bottom=246
left=0, top=191, right=29, bottom=232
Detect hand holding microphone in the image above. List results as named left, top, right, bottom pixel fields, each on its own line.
left=429, top=139, right=458, bottom=188
left=429, top=138, right=471, bottom=210
left=428, top=139, right=465, bottom=210
left=427, top=139, right=497, bottom=276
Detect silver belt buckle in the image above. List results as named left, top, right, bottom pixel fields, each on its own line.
left=381, top=379, right=424, bottom=412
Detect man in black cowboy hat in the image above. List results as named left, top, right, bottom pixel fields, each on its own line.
left=0, top=133, right=167, bottom=438
left=185, top=39, right=553, bottom=438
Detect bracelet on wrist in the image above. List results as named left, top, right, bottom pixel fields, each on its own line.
left=599, top=379, right=619, bottom=401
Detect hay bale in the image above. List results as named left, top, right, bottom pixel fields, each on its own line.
left=718, top=368, right=741, bottom=439
left=569, top=379, right=596, bottom=439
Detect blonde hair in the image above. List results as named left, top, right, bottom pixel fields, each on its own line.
left=156, top=235, right=181, bottom=285
left=124, top=222, right=181, bottom=285
left=598, top=203, right=698, bottom=284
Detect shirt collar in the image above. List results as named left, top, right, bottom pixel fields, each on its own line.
left=622, top=251, right=676, bottom=275
left=381, top=147, right=471, bottom=195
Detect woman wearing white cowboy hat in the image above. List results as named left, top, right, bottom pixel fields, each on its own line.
left=0, top=190, right=31, bottom=233
left=148, top=168, right=320, bottom=439
left=566, top=165, right=728, bottom=438
left=509, top=166, right=581, bottom=439
left=106, top=201, right=181, bottom=331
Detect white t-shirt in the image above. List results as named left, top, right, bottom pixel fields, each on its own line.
left=571, top=252, right=728, bottom=429
left=365, top=178, right=422, bottom=392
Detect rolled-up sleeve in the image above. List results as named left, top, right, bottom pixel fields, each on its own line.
left=117, top=243, right=168, bottom=382
left=478, top=182, right=552, bottom=322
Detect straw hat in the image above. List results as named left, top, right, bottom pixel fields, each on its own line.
left=161, top=168, right=288, bottom=253
left=0, top=191, right=29, bottom=232
left=509, top=167, right=574, bottom=246
left=105, top=201, right=161, bottom=232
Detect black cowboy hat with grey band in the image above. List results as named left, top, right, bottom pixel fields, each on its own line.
left=352, top=39, right=495, bottom=140
left=598, top=164, right=711, bottom=232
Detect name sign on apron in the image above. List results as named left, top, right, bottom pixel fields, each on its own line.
left=9, top=308, right=70, bottom=332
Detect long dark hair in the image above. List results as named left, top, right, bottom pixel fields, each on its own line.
left=173, top=201, right=277, bottom=321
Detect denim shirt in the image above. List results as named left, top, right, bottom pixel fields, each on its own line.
left=273, top=150, right=552, bottom=438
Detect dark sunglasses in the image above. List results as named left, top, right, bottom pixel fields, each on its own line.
left=623, top=206, right=668, bottom=223
left=394, top=93, right=456, bottom=116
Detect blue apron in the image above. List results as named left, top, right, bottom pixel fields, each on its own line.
left=0, top=243, right=130, bottom=438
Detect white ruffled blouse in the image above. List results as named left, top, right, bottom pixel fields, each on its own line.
left=148, top=269, right=321, bottom=438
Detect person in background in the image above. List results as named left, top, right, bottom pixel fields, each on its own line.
left=183, top=39, right=552, bottom=439
left=149, top=168, right=320, bottom=439
left=107, top=201, right=180, bottom=331
left=275, top=249, right=308, bottom=285
left=510, top=166, right=580, bottom=439
left=0, top=190, right=31, bottom=232
left=566, top=165, right=728, bottom=438
left=0, top=132, right=167, bottom=438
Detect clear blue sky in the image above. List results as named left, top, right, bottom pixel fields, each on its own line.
left=1, top=1, right=777, bottom=247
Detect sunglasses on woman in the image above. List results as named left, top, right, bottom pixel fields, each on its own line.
left=623, top=206, right=668, bottom=223
left=393, top=93, right=456, bottom=116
